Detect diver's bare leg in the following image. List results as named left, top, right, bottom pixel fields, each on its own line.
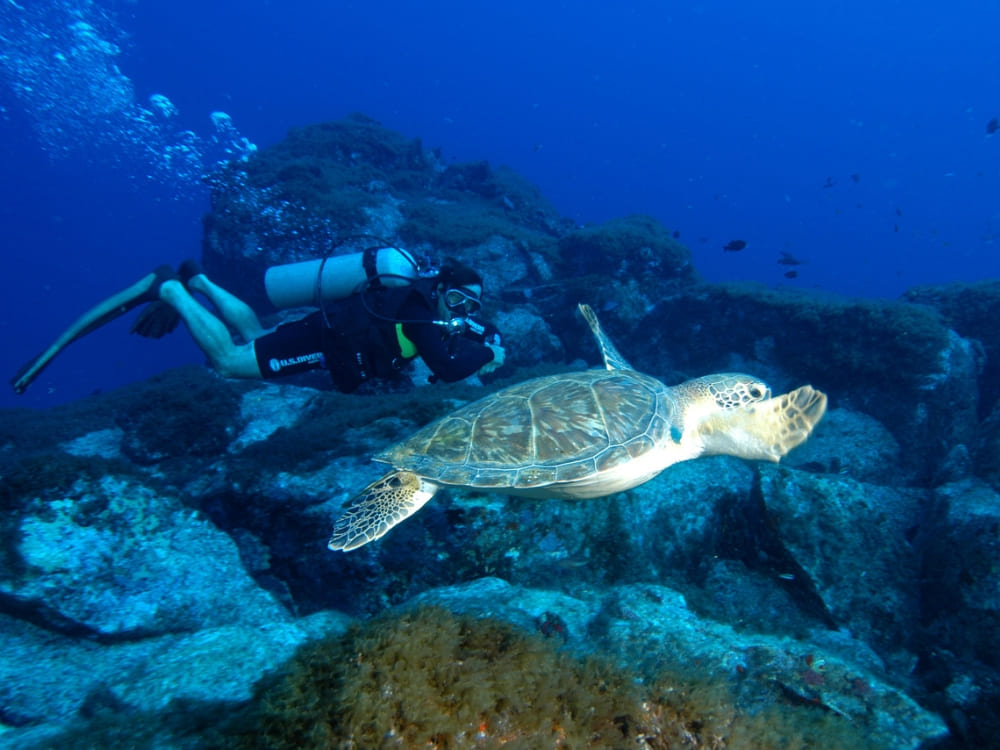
left=186, top=274, right=265, bottom=342
left=158, top=280, right=262, bottom=379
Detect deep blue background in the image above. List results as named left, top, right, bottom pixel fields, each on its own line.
left=1, top=0, right=998, bottom=409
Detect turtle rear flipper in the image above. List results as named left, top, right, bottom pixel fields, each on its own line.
left=328, top=471, right=438, bottom=551
left=700, top=385, right=827, bottom=462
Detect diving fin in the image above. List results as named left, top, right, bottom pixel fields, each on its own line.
left=11, top=265, right=177, bottom=395
left=129, top=259, right=205, bottom=339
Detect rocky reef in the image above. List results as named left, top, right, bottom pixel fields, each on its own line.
left=3, top=114, right=1000, bottom=748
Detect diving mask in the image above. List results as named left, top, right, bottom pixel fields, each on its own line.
left=444, top=286, right=482, bottom=315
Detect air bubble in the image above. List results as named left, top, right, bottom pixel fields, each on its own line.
left=0, top=0, right=256, bottom=198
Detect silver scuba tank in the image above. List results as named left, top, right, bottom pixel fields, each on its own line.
left=263, top=246, right=419, bottom=309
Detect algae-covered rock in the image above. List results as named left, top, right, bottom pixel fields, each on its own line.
left=401, top=581, right=946, bottom=750
left=783, top=407, right=903, bottom=484
left=635, top=283, right=978, bottom=481
left=225, top=599, right=936, bottom=750
left=905, top=279, right=1000, bottom=414
left=974, top=399, right=1000, bottom=491
left=919, top=479, right=1000, bottom=653
left=201, top=113, right=569, bottom=312
left=759, top=467, right=925, bottom=668
left=556, top=214, right=698, bottom=322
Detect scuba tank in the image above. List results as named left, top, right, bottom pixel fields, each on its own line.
left=263, top=244, right=419, bottom=309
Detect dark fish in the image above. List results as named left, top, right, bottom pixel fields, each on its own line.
left=850, top=173, right=860, bottom=183
left=723, top=239, right=747, bottom=252
left=987, top=117, right=999, bottom=136
left=672, top=229, right=681, bottom=239
left=777, top=251, right=803, bottom=266
left=895, top=207, right=903, bottom=217
left=784, top=270, right=798, bottom=279
left=823, top=176, right=836, bottom=188
left=894, top=223, right=899, bottom=232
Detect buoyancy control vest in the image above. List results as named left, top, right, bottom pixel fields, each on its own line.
left=317, top=277, right=441, bottom=393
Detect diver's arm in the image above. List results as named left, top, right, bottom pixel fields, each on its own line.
left=402, top=318, right=495, bottom=382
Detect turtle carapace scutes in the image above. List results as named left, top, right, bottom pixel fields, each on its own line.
left=329, top=304, right=827, bottom=552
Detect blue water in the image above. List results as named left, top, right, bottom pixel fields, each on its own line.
left=1, top=0, right=998, bottom=409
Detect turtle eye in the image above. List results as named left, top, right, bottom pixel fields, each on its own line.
left=749, top=384, right=765, bottom=399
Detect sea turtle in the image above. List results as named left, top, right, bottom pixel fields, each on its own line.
left=329, top=304, right=827, bottom=552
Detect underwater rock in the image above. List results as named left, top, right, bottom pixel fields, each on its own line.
left=0, top=609, right=349, bottom=743
left=905, top=279, right=1000, bottom=415
left=228, top=382, right=318, bottom=452
left=919, top=478, right=1000, bottom=645
left=973, top=397, right=1000, bottom=491
left=638, top=283, right=979, bottom=482
left=102, top=610, right=351, bottom=713
left=199, top=115, right=709, bottom=370
left=408, top=577, right=947, bottom=750
left=0, top=613, right=161, bottom=731
left=559, top=214, right=698, bottom=294
left=783, top=407, right=903, bottom=483
left=59, top=426, right=124, bottom=460
left=201, top=114, right=569, bottom=312
left=913, top=478, right=1000, bottom=747
left=759, top=467, right=925, bottom=669
left=1, top=474, right=288, bottom=637
left=490, top=307, right=565, bottom=369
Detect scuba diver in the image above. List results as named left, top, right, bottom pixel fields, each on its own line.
left=11, top=246, right=506, bottom=395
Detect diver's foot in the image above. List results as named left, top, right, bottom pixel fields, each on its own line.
left=130, top=264, right=184, bottom=339
left=136, top=264, right=180, bottom=304
left=130, top=259, right=209, bottom=338
left=177, top=258, right=204, bottom=284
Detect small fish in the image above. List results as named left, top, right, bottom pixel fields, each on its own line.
left=723, top=239, right=747, bottom=252
left=672, top=229, right=681, bottom=239
left=784, top=270, right=798, bottom=279
left=894, top=223, right=899, bottom=233
left=778, top=251, right=803, bottom=266
left=850, top=173, right=860, bottom=183
left=822, top=176, right=836, bottom=188
left=987, top=117, right=999, bottom=136
left=895, top=207, right=903, bottom=217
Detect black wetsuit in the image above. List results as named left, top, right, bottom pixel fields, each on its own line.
left=252, top=280, right=498, bottom=392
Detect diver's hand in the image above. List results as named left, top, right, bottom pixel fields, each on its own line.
left=478, top=341, right=506, bottom=375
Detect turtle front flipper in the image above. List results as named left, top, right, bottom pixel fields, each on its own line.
left=700, top=385, right=827, bottom=462
left=578, top=304, right=634, bottom=371
left=328, top=471, right=439, bottom=552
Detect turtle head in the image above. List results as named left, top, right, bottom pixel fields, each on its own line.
left=683, top=374, right=827, bottom=462
left=700, top=373, right=772, bottom=410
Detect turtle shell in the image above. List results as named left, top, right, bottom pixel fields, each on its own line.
left=377, top=369, right=677, bottom=490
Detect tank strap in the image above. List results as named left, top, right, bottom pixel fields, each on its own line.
left=362, top=246, right=381, bottom=289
